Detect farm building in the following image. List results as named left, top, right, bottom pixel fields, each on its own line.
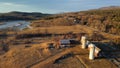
left=59, top=39, right=79, bottom=48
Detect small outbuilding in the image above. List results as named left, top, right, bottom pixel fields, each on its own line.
left=60, top=39, right=70, bottom=45
left=59, top=39, right=79, bottom=48
left=59, top=39, right=70, bottom=48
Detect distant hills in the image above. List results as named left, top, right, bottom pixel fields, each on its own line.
left=98, top=6, right=120, bottom=10
left=0, top=11, right=50, bottom=21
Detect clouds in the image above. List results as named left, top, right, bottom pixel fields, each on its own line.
left=0, top=2, right=26, bottom=7
left=0, top=2, right=31, bottom=13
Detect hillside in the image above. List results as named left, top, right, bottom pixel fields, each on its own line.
left=0, top=11, right=50, bottom=21
left=31, top=6, right=120, bottom=35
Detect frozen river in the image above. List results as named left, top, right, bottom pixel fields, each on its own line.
left=0, top=21, right=30, bottom=30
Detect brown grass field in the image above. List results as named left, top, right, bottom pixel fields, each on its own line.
left=0, top=24, right=119, bottom=68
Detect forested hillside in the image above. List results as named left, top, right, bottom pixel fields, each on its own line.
left=31, top=7, right=120, bottom=35
left=78, top=8, right=120, bottom=35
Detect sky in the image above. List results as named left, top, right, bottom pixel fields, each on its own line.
left=0, top=0, right=120, bottom=14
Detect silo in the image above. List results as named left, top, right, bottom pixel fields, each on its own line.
left=81, top=36, right=87, bottom=49
left=88, top=44, right=95, bottom=60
